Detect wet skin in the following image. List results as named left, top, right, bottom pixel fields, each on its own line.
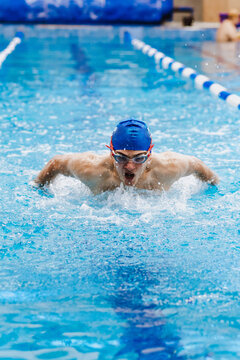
left=35, top=148, right=219, bottom=194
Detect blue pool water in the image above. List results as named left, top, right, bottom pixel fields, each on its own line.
left=0, top=25, right=240, bottom=359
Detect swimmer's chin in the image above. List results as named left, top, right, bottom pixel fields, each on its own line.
left=124, top=181, right=134, bottom=186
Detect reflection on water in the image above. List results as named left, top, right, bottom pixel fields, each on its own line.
left=70, top=42, right=97, bottom=94
left=109, top=265, right=186, bottom=359
left=192, top=42, right=240, bottom=91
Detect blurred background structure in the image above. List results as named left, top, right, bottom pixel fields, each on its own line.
left=0, top=0, right=173, bottom=24
left=0, top=0, right=238, bottom=24
left=174, top=0, right=240, bottom=22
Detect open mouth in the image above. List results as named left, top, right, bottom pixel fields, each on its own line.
left=124, top=172, right=135, bottom=183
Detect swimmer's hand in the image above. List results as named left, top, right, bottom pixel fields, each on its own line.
left=33, top=180, right=44, bottom=187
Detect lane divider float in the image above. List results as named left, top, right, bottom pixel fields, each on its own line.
left=124, top=31, right=240, bottom=110
left=0, top=32, right=24, bottom=68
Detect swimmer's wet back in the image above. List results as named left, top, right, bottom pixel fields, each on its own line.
left=0, top=25, right=240, bottom=359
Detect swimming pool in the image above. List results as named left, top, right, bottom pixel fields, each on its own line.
left=0, top=24, right=240, bottom=359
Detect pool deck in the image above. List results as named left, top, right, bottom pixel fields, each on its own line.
left=36, top=21, right=219, bottom=30
left=165, top=21, right=219, bottom=29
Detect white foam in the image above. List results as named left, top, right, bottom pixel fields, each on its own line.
left=33, top=175, right=206, bottom=227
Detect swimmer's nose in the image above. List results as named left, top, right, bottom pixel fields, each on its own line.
left=124, top=161, right=136, bottom=171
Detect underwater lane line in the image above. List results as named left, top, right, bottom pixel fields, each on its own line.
left=124, top=32, right=240, bottom=110
left=0, top=32, right=24, bottom=68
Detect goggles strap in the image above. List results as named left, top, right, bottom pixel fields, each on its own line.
left=147, top=142, right=154, bottom=157
left=105, top=137, right=114, bottom=156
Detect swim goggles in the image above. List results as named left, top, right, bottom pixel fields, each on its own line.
left=106, top=140, right=154, bottom=164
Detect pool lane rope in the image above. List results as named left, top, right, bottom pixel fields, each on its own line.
left=0, top=32, right=24, bottom=68
left=125, top=32, right=240, bottom=110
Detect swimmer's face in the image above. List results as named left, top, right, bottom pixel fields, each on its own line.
left=113, top=150, right=149, bottom=186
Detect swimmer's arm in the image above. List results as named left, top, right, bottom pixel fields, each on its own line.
left=155, top=152, right=219, bottom=185
left=34, top=155, right=75, bottom=186
left=34, top=153, right=104, bottom=187
left=182, top=155, right=219, bottom=185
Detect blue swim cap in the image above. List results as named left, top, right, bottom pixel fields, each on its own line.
left=111, top=119, right=152, bottom=151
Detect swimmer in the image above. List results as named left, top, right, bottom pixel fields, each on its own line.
left=216, top=9, right=240, bottom=42
left=35, top=119, right=219, bottom=194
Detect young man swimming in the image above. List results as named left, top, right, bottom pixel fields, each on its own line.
left=35, top=119, right=219, bottom=194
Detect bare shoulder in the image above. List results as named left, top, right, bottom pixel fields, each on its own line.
left=150, top=151, right=218, bottom=185
left=151, top=151, right=192, bottom=165
left=66, top=151, right=112, bottom=173
left=149, top=151, right=195, bottom=182
left=67, top=151, right=117, bottom=193
left=67, top=151, right=108, bottom=162
left=35, top=151, right=114, bottom=191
